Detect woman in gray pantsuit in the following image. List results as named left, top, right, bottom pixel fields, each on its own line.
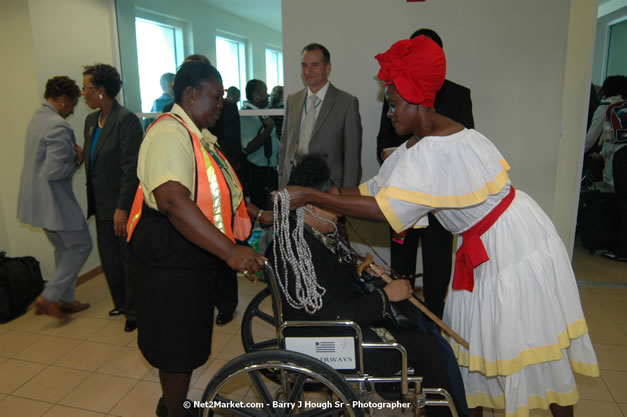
left=18, top=76, right=92, bottom=319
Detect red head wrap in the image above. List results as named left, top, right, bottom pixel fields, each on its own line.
left=375, top=35, right=446, bottom=107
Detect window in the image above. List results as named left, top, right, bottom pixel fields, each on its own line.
left=265, top=48, right=284, bottom=91
left=135, top=17, right=184, bottom=112
left=216, top=36, right=246, bottom=102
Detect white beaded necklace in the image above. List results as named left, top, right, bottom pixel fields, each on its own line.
left=272, top=190, right=326, bottom=315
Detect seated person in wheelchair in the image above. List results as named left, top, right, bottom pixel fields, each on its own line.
left=268, top=154, right=468, bottom=417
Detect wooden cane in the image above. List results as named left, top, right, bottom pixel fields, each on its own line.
left=358, top=253, right=470, bottom=350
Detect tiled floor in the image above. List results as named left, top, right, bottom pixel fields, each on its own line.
left=0, top=239, right=626, bottom=417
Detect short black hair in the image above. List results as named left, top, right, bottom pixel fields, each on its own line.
left=82, top=64, right=122, bottom=98
left=44, top=76, right=80, bottom=100
left=288, top=154, right=332, bottom=192
left=174, top=61, right=222, bottom=104
left=245, top=79, right=266, bottom=101
left=184, top=54, right=211, bottom=65
left=410, top=28, right=443, bottom=48
left=302, top=43, right=330, bottom=65
left=600, top=75, right=627, bottom=99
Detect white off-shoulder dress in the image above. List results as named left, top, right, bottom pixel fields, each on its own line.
left=359, top=129, right=599, bottom=417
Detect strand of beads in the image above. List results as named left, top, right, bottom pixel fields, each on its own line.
left=272, top=189, right=326, bottom=314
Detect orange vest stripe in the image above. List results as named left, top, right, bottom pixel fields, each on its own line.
left=126, top=113, right=251, bottom=243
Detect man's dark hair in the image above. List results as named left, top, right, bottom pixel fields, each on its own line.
left=184, top=54, right=211, bottom=65
left=174, top=61, right=222, bottom=104
left=410, top=28, right=443, bottom=48
left=44, top=76, right=80, bottom=100
left=82, top=63, right=122, bottom=98
left=245, top=79, right=266, bottom=101
left=288, top=154, right=332, bottom=192
left=302, top=43, right=330, bottom=65
left=600, top=75, right=627, bottom=99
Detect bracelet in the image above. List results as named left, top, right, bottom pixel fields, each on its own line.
left=255, top=209, right=264, bottom=224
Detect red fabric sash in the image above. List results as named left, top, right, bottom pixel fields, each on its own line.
left=452, top=186, right=515, bottom=292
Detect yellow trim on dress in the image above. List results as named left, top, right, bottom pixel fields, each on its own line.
left=448, top=318, right=599, bottom=377
left=358, top=183, right=371, bottom=196
left=466, top=387, right=579, bottom=416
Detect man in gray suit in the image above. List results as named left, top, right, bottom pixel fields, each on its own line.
left=18, top=76, right=92, bottom=319
left=279, top=43, right=363, bottom=187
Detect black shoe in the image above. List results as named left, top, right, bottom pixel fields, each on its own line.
left=156, top=397, right=167, bottom=417
left=124, top=320, right=137, bottom=332
left=216, top=311, right=234, bottom=326
left=374, top=382, right=403, bottom=401
left=109, top=308, right=124, bottom=316
left=601, top=251, right=627, bottom=262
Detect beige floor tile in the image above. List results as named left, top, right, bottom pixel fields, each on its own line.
left=109, top=380, right=162, bottom=417
left=59, top=373, right=138, bottom=413
left=55, top=341, right=121, bottom=372
left=575, top=373, right=614, bottom=401
left=88, top=321, right=136, bottom=346
left=617, top=402, right=627, bottom=416
left=211, top=332, right=236, bottom=358
left=0, top=359, right=46, bottom=394
left=216, top=333, right=245, bottom=361
left=82, top=299, right=120, bottom=320
left=42, top=404, right=106, bottom=417
left=0, top=330, right=43, bottom=357
left=189, top=358, right=214, bottom=387
left=3, top=309, right=60, bottom=335
left=587, top=320, right=627, bottom=345
left=48, top=316, right=110, bottom=340
left=142, top=367, right=159, bottom=383
left=213, top=313, right=242, bottom=335
left=594, top=344, right=627, bottom=371
left=0, top=395, right=53, bottom=417
left=192, top=358, right=228, bottom=389
left=97, top=346, right=152, bottom=379
left=14, top=335, right=82, bottom=364
left=602, top=370, right=627, bottom=402
left=574, top=399, right=624, bottom=417
left=0, top=327, right=8, bottom=336
left=13, top=366, right=91, bottom=403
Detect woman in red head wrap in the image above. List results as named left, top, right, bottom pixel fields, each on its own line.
left=283, top=36, right=598, bottom=417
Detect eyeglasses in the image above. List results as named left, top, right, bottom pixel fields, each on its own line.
left=82, top=85, right=97, bottom=91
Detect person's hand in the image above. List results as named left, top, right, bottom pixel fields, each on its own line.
left=74, top=144, right=84, bottom=166
left=226, top=245, right=267, bottom=282
left=262, top=117, right=275, bottom=131
left=283, top=186, right=309, bottom=210
left=113, top=209, right=129, bottom=237
left=383, top=279, right=413, bottom=302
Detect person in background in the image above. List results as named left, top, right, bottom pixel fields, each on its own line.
left=377, top=28, right=474, bottom=319
left=225, top=86, right=240, bottom=106
left=270, top=85, right=284, bottom=141
left=240, top=79, right=280, bottom=210
left=18, top=76, right=92, bottom=319
left=127, top=61, right=266, bottom=417
left=82, top=63, right=143, bottom=332
left=151, top=72, right=175, bottom=112
left=279, top=43, right=363, bottom=187
left=283, top=35, right=599, bottom=417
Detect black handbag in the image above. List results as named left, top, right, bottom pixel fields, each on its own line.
left=352, top=270, right=422, bottom=331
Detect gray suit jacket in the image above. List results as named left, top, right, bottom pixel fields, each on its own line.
left=83, top=100, right=143, bottom=221
left=17, top=103, right=86, bottom=231
left=279, top=83, right=362, bottom=187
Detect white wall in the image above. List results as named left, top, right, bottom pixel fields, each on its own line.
left=281, top=0, right=596, bottom=260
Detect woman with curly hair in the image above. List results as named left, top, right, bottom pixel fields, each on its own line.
left=82, top=63, right=143, bottom=331
left=18, top=76, right=92, bottom=319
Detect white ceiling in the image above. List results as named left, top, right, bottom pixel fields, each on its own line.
left=199, top=0, right=282, bottom=32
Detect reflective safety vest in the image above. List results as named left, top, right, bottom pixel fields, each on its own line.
left=126, top=113, right=251, bottom=243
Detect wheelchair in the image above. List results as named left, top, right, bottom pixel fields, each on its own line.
left=200, top=263, right=459, bottom=417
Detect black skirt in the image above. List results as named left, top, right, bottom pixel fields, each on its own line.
left=129, top=206, right=219, bottom=372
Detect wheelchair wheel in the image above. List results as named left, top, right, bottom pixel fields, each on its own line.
left=241, top=287, right=278, bottom=352
left=200, top=349, right=363, bottom=417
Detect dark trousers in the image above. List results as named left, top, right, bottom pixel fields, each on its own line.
left=390, top=213, right=453, bottom=319
left=244, top=163, right=278, bottom=210
left=613, top=146, right=627, bottom=257
left=214, top=259, right=238, bottom=314
left=96, top=219, right=135, bottom=321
